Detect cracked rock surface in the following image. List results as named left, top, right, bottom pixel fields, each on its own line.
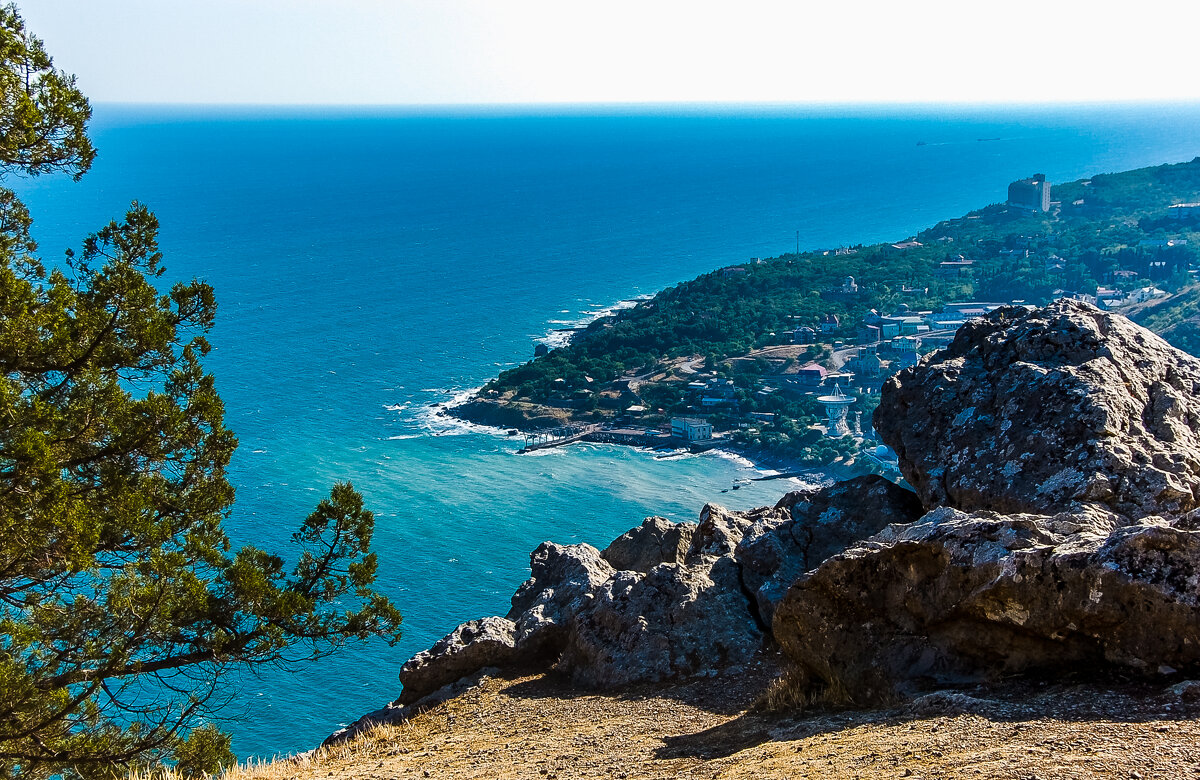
left=774, top=300, right=1200, bottom=701
left=873, top=297, right=1200, bottom=518
left=393, top=481, right=911, bottom=705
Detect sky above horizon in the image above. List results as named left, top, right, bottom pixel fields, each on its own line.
left=19, top=0, right=1200, bottom=106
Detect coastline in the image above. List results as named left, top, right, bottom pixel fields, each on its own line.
left=436, top=394, right=870, bottom=490
left=437, top=281, right=883, bottom=487
left=537, top=294, right=656, bottom=350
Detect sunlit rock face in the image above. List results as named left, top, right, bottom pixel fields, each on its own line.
left=773, top=300, right=1200, bottom=702
left=874, top=298, right=1200, bottom=519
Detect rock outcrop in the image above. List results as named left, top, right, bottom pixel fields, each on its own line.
left=737, top=476, right=923, bottom=623
left=377, top=299, right=1200, bottom=726
left=873, top=299, right=1200, bottom=518
left=600, top=516, right=694, bottom=573
left=446, top=398, right=568, bottom=431
left=774, top=300, right=1200, bottom=702
left=393, top=479, right=915, bottom=705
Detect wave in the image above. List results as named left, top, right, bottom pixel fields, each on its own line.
left=411, top=385, right=514, bottom=438
left=533, top=293, right=655, bottom=349
left=709, top=449, right=758, bottom=470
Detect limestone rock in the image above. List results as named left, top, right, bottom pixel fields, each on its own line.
left=391, top=498, right=818, bottom=705
left=601, top=516, right=695, bottom=573
left=690, top=502, right=781, bottom=558
left=736, top=475, right=923, bottom=622
left=396, top=618, right=518, bottom=705
left=874, top=298, right=1200, bottom=518
left=773, top=506, right=1200, bottom=702
left=557, top=555, right=763, bottom=687
left=507, top=541, right=614, bottom=619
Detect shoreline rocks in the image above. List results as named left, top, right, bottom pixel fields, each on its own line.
left=446, top=398, right=570, bottom=431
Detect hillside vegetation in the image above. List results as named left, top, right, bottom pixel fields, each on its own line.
left=492, top=158, right=1200, bottom=397
left=457, top=157, right=1200, bottom=463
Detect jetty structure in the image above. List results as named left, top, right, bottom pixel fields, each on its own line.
left=817, top=383, right=855, bottom=436
left=518, top=424, right=601, bottom=453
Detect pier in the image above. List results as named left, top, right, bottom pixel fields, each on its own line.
left=518, top=424, right=602, bottom=453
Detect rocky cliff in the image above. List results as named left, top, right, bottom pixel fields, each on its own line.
left=334, top=298, right=1200, bottom=743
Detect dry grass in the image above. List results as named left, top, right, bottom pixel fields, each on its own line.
left=755, top=664, right=868, bottom=715
left=127, top=663, right=1200, bottom=780
left=125, top=721, right=429, bottom=780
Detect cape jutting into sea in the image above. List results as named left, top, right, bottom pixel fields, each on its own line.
left=14, top=102, right=1200, bottom=758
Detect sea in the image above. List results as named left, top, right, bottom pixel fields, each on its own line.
left=13, top=102, right=1200, bottom=759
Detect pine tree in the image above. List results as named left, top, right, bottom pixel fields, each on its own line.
left=0, top=6, right=402, bottom=777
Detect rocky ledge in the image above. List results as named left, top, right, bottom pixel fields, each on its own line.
left=332, top=299, right=1200, bottom=743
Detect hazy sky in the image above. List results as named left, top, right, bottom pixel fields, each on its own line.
left=19, top=0, right=1200, bottom=106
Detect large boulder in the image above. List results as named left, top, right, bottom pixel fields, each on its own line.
left=773, top=301, right=1200, bottom=702
left=773, top=506, right=1200, bottom=702
left=874, top=299, right=1200, bottom=518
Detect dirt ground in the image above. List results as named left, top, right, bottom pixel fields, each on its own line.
left=242, top=656, right=1200, bottom=780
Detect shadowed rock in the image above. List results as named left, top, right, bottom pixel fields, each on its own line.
left=737, top=476, right=923, bottom=623
left=774, top=506, right=1200, bottom=701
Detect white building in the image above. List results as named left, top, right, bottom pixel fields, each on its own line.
left=671, top=417, right=713, bottom=442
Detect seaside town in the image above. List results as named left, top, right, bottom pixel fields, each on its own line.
left=453, top=164, right=1200, bottom=475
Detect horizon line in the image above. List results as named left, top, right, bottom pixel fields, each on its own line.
left=91, top=98, right=1200, bottom=114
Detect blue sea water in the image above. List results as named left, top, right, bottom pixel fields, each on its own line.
left=13, top=102, right=1200, bottom=759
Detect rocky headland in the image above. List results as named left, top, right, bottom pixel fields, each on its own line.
left=325, top=299, right=1200, bottom=776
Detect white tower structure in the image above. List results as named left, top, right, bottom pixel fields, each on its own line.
left=817, top=384, right=855, bottom=437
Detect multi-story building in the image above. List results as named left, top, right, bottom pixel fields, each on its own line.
left=671, top=417, right=713, bottom=442
left=1007, top=174, right=1051, bottom=212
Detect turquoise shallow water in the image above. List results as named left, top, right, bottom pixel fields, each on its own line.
left=13, top=102, right=1200, bottom=758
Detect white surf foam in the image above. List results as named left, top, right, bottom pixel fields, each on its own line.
left=533, top=293, right=654, bottom=350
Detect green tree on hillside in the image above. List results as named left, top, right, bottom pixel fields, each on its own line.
left=0, top=7, right=401, bottom=778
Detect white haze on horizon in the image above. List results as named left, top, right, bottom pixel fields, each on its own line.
left=18, top=0, right=1200, bottom=107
